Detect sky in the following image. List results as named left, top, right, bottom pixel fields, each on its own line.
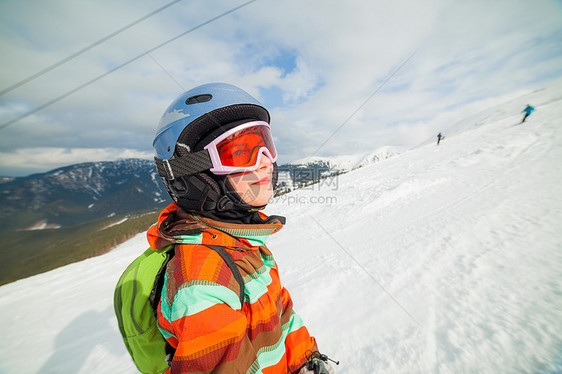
left=0, top=0, right=561, bottom=176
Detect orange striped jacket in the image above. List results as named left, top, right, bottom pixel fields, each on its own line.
left=147, top=203, right=317, bottom=373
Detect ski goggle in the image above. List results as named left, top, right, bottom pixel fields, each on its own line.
left=204, top=121, right=277, bottom=175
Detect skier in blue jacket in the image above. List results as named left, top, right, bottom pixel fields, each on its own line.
left=521, top=105, right=535, bottom=123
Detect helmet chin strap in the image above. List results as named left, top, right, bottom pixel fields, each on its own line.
left=217, top=161, right=278, bottom=214
left=216, top=177, right=267, bottom=213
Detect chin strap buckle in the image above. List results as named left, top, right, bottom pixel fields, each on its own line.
left=216, top=195, right=235, bottom=211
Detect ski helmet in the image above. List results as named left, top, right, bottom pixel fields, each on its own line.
left=153, top=83, right=277, bottom=215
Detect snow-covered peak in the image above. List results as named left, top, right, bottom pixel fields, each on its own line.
left=289, top=145, right=402, bottom=173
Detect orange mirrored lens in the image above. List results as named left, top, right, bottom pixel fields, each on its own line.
left=216, top=125, right=276, bottom=167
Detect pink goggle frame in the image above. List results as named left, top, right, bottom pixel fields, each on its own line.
left=204, top=121, right=278, bottom=175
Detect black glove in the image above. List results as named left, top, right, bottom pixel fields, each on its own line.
left=298, top=352, right=338, bottom=374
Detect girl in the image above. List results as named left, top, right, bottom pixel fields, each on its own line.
left=150, top=83, right=335, bottom=374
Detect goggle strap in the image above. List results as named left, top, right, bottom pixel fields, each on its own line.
left=154, top=150, right=213, bottom=180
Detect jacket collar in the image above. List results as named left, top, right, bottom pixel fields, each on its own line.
left=147, top=202, right=283, bottom=250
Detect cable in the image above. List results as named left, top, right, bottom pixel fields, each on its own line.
left=147, top=53, right=185, bottom=91
left=0, top=0, right=258, bottom=131
left=311, top=50, right=416, bottom=157
left=0, top=0, right=184, bottom=97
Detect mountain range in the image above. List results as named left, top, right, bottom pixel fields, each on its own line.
left=0, top=148, right=399, bottom=232
left=0, top=159, right=167, bottom=233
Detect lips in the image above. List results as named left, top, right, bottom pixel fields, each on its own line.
left=252, top=176, right=271, bottom=185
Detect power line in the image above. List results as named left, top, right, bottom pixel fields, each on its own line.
left=147, top=53, right=185, bottom=91
left=0, top=0, right=258, bottom=131
left=311, top=50, right=416, bottom=157
left=0, top=0, right=184, bottom=97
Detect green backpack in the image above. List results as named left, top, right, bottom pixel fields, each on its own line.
left=113, top=244, right=245, bottom=374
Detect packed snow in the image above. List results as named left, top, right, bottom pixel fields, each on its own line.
left=1, top=82, right=561, bottom=373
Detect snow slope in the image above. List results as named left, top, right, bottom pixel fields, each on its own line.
left=1, top=81, right=561, bottom=374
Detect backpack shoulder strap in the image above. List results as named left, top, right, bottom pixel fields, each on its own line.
left=149, top=244, right=245, bottom=314
left=146, top=244, right=244, bottom=368
left=146, top=246, right=176, bottom=366
left=204, top=244, right=246, bottom=306
left=149, top=246, right=175, bottom=318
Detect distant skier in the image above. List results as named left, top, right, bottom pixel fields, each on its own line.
left=521, top=104, right=535, bottom=123
left=437, top=132, right=444, bottom=145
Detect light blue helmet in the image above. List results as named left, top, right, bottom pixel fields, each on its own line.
left=153, top=83, right=269, bottom=160
left=152, top=83, right=273, bottom=215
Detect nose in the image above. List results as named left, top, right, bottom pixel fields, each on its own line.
left=257, top=150, right=273, bottom=170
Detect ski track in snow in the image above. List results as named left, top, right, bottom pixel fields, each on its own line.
left=1, top=82, right=562, bottom=373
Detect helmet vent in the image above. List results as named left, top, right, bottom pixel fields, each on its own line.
left=185, top=94, right=212, bottom=105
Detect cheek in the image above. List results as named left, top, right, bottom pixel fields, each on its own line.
left=227, top=175, right=273, bottom=206
left=227, top=175, right=249, bottom=195
left=248, top=182, right=274, bottom=204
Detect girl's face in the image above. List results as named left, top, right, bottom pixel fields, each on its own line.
left=227, top=154, right=274, bottom=206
